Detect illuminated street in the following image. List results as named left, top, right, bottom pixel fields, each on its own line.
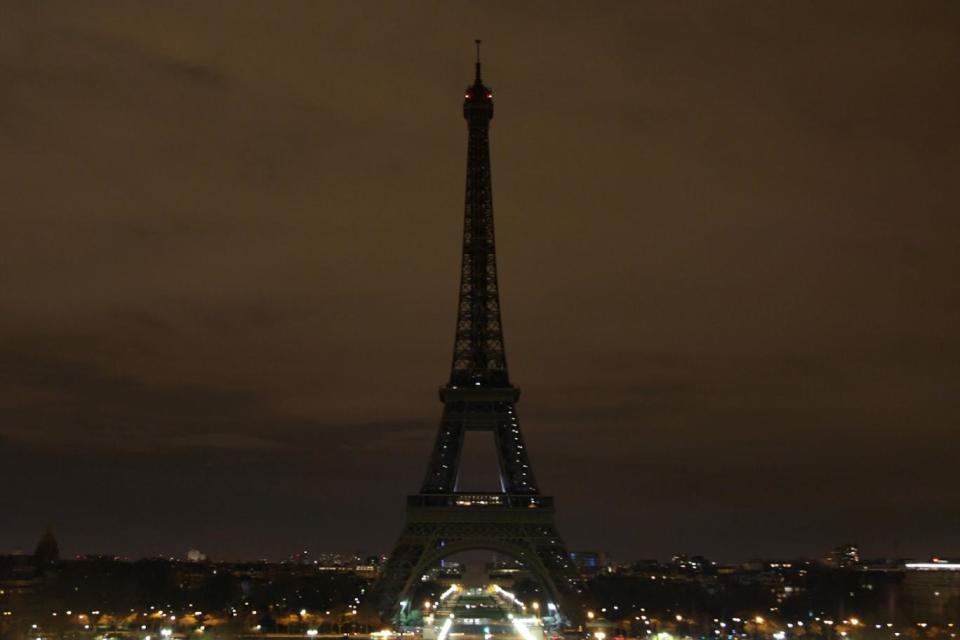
left=419, top=586, right=551, bottom=640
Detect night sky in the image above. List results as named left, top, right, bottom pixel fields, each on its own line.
left=2, top=1, right=959, bottom=563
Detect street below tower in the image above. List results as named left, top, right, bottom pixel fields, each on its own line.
left=419, top=585, right=555, bottom=640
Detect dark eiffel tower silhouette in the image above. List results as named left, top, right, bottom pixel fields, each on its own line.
left=372, top=43, right=580, bottom=622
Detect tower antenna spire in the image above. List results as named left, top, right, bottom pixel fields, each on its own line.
left=474, top=39, right=482, bottom=82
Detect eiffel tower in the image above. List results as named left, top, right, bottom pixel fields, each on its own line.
left=373, top=44, right=580, bottom=622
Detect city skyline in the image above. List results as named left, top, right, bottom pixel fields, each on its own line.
left=2, top=1, right=959, bottom=563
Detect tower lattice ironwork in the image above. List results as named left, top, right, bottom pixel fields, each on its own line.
left=372, top=45, right=580, bottom=623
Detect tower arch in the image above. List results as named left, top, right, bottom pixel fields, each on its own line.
left=394, top=537, right=566, bottom=614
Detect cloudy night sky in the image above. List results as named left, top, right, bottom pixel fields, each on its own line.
left=2, top=1, right=959, bottom=562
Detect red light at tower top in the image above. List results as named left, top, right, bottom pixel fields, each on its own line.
left=463, top=40, right=494, bottom=119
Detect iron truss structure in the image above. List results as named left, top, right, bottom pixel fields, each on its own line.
left=371, top=50, right=580, bottom=623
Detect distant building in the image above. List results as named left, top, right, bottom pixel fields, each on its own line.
left=430, top=560, right=463, bottom=581
left=0, top=554, right=42, bottom=595
left=33, top=528, right=60, bottom=567
left=570, top=551, right=611, bottom=572
left=186, top=549, right=208, bottom=563
left=671, top=554, right=713, bottom=572
left=290, top=549, right=311, bottom=564
left=830, top=543, right=861, bottom=568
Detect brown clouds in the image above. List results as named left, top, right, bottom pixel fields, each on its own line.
left=1, top=1, right=959, bottom=560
